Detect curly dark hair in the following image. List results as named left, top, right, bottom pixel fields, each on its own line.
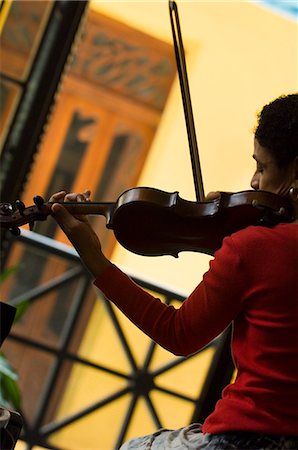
left=254, top=93, right=298, bottom=167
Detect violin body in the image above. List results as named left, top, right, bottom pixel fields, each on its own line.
left=110, top=188, right=294, bottom=257
left=0, top=187, right=295, bottom=257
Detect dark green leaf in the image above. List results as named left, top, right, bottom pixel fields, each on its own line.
left=0, top=354, right=20, bottom=409
left=0, top=354, right=18, bottom=380
left=13, top=300, right=30, bottom=322
left=0, top=266, right=19, bottom=284
left=0, top=373, right=21, bottom=409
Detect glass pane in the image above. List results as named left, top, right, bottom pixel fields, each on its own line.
left=15, top=442, right=49, bottom=450
left=2, top=240, right=83, bottom=348
left=114, top=301, right=155, bottom=367
left=124, top=396, right=159, bottom=440
left=151, top=390, right=195, bottom=429
left=92, top=127, right=145, bottom=255
left=77, top=294, right=145, bottom=372
left=16, top=443, right=47, bottom=450
left=52, top=361, right=129, bottom=420
left=94, top=129, right=143, bottom=201
left=154, top=347, right=215, bottom=399
left=34, top=108, right=97, bottom=238
left=0, top=1, right=52, bottom=80
left=50, top=392, right=132, bottom=449
left=0, top=342, right=56, bottom=427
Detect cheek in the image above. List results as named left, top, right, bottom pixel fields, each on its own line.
left=262, top=170, right=290, bottom=194
left=258, top=177, right=266, bottom=190
left=258, top=172, right=274, bottom=191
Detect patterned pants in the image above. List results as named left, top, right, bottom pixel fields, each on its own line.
left=119, top=424, right=298, bottom=449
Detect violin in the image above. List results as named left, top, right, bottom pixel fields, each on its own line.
left=0, top=188, right=294, bottom=257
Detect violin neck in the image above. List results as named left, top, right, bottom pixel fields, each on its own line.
left=47, top=201, right=115, bottom=218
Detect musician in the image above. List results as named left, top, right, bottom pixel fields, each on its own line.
left=50, top=93, right=298, bottom=449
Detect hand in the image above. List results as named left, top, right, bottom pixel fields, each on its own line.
left=204, top=191, right=221, bottom=201
left=49, top=190, right=93, bottom=239
left=50, top=189, right=91, bottom=222
left=50, top=190, right=111, bottom=278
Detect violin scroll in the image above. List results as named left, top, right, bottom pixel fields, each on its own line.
left=0, top=196, right=49, bottom=235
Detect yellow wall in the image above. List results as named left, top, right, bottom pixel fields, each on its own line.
left=92, top=0, right=297, bottom=293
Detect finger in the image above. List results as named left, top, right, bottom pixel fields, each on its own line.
left=72, top=192, right=91, bottom=202
left=51, top=203, right=77, bottom=227
left=77, top=193, right=85, bottom=202
left=49, top=191, right=66, bottom=202
left=78, top=190, right=91, bottom=201
left=64, top=192, right=90, bottom=202
left=64, top=192, right=79, bottom=202
left=62, top=191, right=91, bottom=203
left=83, top=190, right=91, bottom=201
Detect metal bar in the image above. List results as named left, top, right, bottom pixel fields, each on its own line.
left=145, top=393, right=163, bottom=429
left=0, top=1, right=89, bottom=203
left=9, top=266, right=83, bottom=306
left=18, top=230, right=187, bottom=304
left=7, top=333, right=129, bottom=380
left=155, top=385, right=195, bottom=403
left=6, top=225, right=234, bottom=448
left=18, top=229, right=80, bottom=261
left=142, top=340, right=157, bottom=371
left=0, top=72, right=26, bottom=86
left=32, top=275, right=92, bottom=431
left=114, top=392, right=138, bottom=449
left=40, top=386, right=131, bottom=437
left=102, top=297, right=139, bottom=372
left=151, top=340, right=216, bottom=378
left=133, top=276, right=186, bottom=303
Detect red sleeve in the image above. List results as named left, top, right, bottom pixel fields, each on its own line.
left=94, top=236, right=246, bottom=356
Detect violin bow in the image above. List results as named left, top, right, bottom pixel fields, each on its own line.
left=169, top=1, right=205, bottom=201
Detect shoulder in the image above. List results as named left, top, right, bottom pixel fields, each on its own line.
left=223, top=223, right=298, bottom=257
left=231, top=223, right=297, bottom=241
left=220, top=225, right=266, bottom=252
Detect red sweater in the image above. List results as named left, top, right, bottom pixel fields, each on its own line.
left=94, top=223, right=298, bottom=436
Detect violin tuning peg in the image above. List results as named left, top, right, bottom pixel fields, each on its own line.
left=9, top=227, right=21, bottom=237
left=29, top=221, right=35, bottom=231
left=33, top=195, right=44, bottom=208
left=0, top=203, right=13, bottom=215
left=15, top=200, right=25, bottom=215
